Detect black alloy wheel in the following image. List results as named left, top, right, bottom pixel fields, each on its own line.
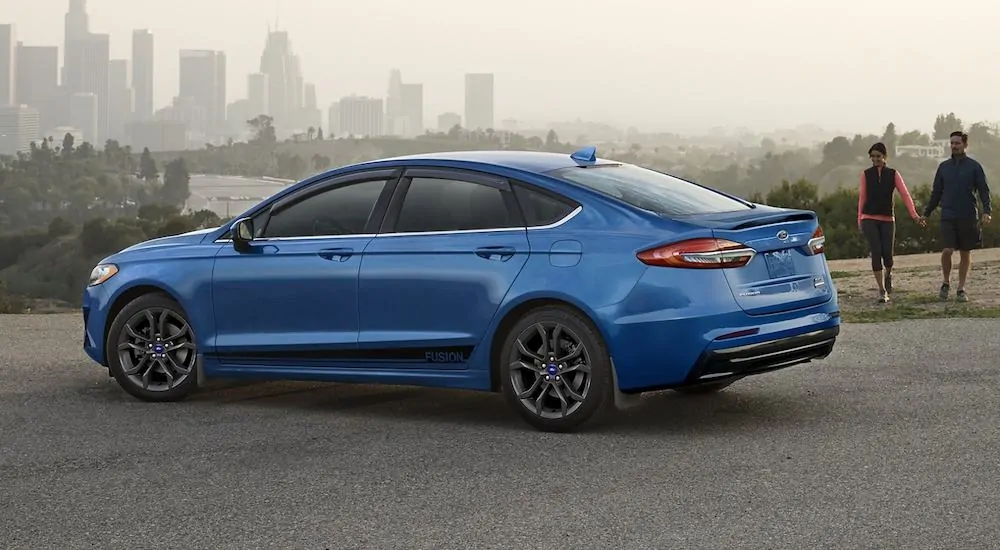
left=501, top=306, right=613, bottom=432
left=106, top=293, right=199, bottom=402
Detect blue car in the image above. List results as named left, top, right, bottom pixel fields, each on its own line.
left=82, top=147, right=840, bottom=432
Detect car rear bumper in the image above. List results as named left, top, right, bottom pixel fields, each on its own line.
left=682, top=324, right=839, bottom=386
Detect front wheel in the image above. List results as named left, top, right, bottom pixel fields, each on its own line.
left=106, top=292, right=199, bottom=402
left=500, top=306, right=613, bottom=432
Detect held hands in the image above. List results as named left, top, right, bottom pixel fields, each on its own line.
left=916, top=216, right=928, bottom=228
left=983, top=214, right=992, bottom=225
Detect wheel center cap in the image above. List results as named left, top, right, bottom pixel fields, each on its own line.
left=153, top=345, right=165, bottom=353
left=546, top=365, right=558, bottom=376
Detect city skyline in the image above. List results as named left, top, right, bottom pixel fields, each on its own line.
left=0, top=1, right=499, bottom=153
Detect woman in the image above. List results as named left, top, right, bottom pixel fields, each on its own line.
left=857, top=142, right=924, bottom=303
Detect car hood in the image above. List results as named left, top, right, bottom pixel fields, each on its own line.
left=118, top=226, right=221, bottom=253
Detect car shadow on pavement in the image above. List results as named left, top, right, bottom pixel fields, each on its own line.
left=168, top=379, right=833, bottom=435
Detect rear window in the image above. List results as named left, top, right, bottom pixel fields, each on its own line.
left=548, top=164, right=751, bottom=216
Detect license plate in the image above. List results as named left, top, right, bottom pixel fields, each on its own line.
left=764, top=249, right=796, bottom=278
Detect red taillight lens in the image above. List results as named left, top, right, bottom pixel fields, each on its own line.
left=637, top=238, right=756, bottom=269
left=807, top=226, right=825, bottom=255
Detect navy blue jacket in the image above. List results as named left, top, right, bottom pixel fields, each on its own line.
left=923, top=154, right=991, bottom=220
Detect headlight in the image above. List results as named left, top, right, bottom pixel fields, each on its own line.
left=88, top=264, right=119, bottom=286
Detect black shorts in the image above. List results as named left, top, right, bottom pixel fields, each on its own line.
left=940, top=218, right=982, bottom=251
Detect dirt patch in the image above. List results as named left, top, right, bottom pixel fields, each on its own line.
left=828, top=247, right=1000, bottom=322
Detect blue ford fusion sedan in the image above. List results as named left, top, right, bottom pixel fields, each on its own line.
left=82, top=147, right=840, bottom=432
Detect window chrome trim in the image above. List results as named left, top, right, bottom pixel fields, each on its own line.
left=375, top=205, right=583, bottom=238
left=212, top=205, right=582, bottom=243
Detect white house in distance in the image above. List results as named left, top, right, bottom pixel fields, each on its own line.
left=895, top=140, right=949, bottom=161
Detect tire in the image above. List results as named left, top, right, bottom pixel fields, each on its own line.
left=673, top=379, right=736, bottom=395
left=500, top=305, right=614, bottom=432
left=106, top=292, right=199, bottom=402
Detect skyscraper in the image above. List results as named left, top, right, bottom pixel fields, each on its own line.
left=247, top=73, right=269, bottom=117
left=464, top=73, right=494, bottom=131
left=258, top=30, right=303, bottom=134
left=15, top=44, right=58, bottom=129
left=69, top=92, right=97, bottom=143
left=386, top=68, right=403, bottom=134
left=0, top=24, right=15, bottom=105
left=400, top=83, right=424, bottom=137
left=62, top=0, right=89, bottom=84
left=0, top=105, right=39, bottom=154
left=179, top=49, right=226, bottom=137
left=64, top=33, right=109, bottom=142
left=131, top=29, right=154, bottom=120
left=108, top=59, right=133, bottom=141
left=338, top=96, right=383, bottom=137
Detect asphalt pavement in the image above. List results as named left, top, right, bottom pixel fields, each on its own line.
left=2, top=314, right=999, bottom=549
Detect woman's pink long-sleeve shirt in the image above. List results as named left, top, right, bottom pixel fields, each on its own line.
left=857, top=167, right=919, bottom=225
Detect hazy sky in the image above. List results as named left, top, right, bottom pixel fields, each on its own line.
left=9, top=0, right=1000, bottom=134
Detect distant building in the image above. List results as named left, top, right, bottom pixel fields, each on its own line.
left=464, top=73, right=494, bottom=131
left=437, top=112, right=461, bottom=132
left=399, top=83, right=423, bottom=137
left=49, top=126, right=84, bottom=144
left=14, top=44, right=58, bottom=129
left=0, top=25, right=15, bottom=106
left=131, top=29, right=154, bottom=120
left=327, top=101, right=341, bottom=136
left=226, top=99, right=252, bottom=136
left=108, top=59, right=133, bottom=142
left=0, top=105, right=40, bottom=154
left=895, top=140, right=948, bottom=161
left=338, top=96, right=383, bottom=137
left=179, top=49, right=226, bottom=138
left=125, top=119, right=186, bottom=151
left=155, top=96, right=205, bottom=146
left=259, top=30, right=303, bottom=135
left=64, top=33, right=110, bottom=142
left=247, top=73, right=269, bottom=117
left=69, top=92, right=98, bottom=144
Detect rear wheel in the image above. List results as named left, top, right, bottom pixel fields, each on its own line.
left=106, top=293, right=199, bottom=402
left=673, top=379, right=736, bottom=395
left=500, top=306, right=613, bottom=432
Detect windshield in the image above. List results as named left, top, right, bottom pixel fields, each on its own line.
left=548, top=164, right=751, bottom=217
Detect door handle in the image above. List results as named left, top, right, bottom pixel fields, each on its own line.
left=318, top=247, right=354, bottom=261
left=475, top=246, right=516, bottom=262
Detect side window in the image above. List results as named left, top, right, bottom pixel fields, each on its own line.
left=394, top=177, right=514, bottom=233
left=260, top=179, right=387, bottom=238
left=512, top=184, right=578, bottom=227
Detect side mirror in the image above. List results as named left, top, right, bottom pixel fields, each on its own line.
left=231, top=217, right=254, bottom=252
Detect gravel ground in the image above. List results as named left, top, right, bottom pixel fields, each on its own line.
left=2, top=314, right=999, bottom=550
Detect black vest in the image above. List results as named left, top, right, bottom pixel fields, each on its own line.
left=861, top=166, right=897, bottom=216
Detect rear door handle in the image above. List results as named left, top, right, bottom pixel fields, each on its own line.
left=475, top=246, right=516, bottom=262
left=318, top=247, right=354, bottom=261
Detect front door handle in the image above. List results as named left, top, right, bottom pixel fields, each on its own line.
left=318, top=247, right=354, bottom=261
left=475, top=246, right=516, bottom=262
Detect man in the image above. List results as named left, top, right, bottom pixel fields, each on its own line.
left=919, top=131, right=992, bottom=302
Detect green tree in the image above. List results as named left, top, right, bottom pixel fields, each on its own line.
left=881, top=122, right=897, bottom=155
left=821, top=136, right=855, bottom=166
left=139, top=147, right=158, bottom=182
left=247, top=115, right=277, bottom=144
left=933, top=112, right=963, bottom=140
left=161, top=158, right=191, bottom=207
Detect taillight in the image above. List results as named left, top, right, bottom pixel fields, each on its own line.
left=807, top=226, right=825, bottom=255
left=637, top=238, right=756, bottom=269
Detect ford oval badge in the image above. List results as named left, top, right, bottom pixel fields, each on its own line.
left=776, top=230, right=789, bottom=240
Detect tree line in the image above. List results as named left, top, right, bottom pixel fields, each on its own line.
left=1, top=112, right=999, bottom=311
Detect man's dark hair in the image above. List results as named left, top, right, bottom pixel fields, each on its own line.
left=950, top=130, right=969, bottom=143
